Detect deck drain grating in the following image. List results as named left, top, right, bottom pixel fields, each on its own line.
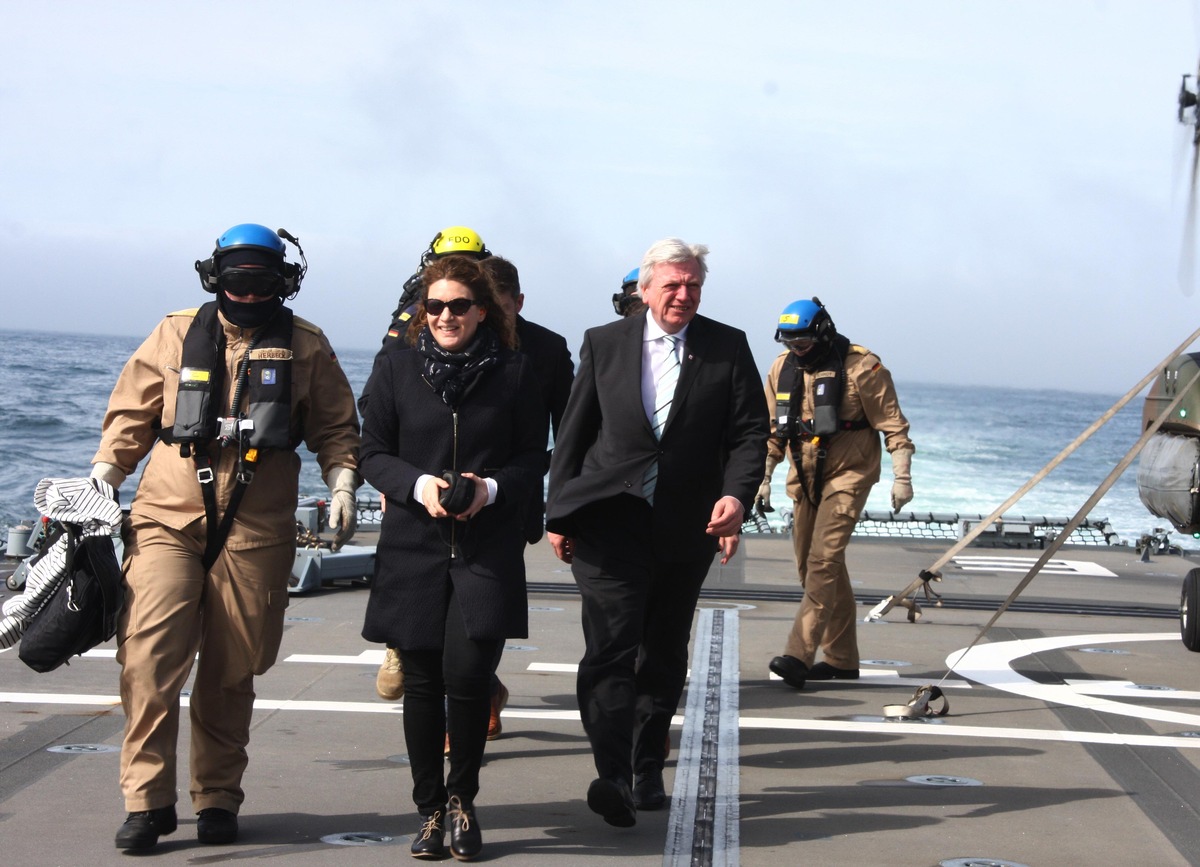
left=1078, top=646, right=1130, bottom=654
left=940, top=860, right=1030, bottom=867
left=46, top=743, right=120, bottom=754
left=907, top=774, right=983, bottom=787
left=320, top=832, right=397, bottom=846
left=861, top=658, right=911, bottom=667
left=503, top=644, right=539, bottom=652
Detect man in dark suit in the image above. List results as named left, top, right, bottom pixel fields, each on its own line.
left=546, top=238, right=769, bottom=827
left=483, top=255, right=575, bottom=545
left=480, top=255, right=575, bottom=740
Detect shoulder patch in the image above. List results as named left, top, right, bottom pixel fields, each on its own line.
left=293, top=316, right=324, bottom=336
left=166, top=307, right=200, bottom=318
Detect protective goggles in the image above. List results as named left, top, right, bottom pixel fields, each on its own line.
left=425, top=297, right=478, bottom=317
left=219, top=268, right=285, bottom=297
left=777, top=333, right=815, bottom=352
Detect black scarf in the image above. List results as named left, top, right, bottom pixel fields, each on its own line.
left=417, top=326, right=501, bottom=407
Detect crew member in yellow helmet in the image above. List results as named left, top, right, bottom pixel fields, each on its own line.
left=378, top=226, right=492, bottom=345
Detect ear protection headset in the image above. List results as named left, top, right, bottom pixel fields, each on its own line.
left=195, top=224, right=308, bottom=299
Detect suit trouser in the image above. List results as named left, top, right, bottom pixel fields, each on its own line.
left=571, top=495, right=711, bottom=783
left=116, top=516, right=293, bottom=813
left=783, top=487, right=871, bottom=669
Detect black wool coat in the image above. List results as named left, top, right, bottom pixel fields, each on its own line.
left=359, top=341, right=549, bottom=648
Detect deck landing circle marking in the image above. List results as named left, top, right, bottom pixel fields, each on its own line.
left=862, top=659, right=910, bottom=667
left=908, top=774, right=983, bottom=787
left=940, top=860, right=1030, bottom=867
left=320, top=832, right=397, bottom=846
left=1077, top=647, right=1130, bottom=654
left=386, top=753, right=411, bottom=764
left=46, top=743, right=119, bottom=754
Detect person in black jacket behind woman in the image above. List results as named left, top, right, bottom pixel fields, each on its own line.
left=359, top=255, right=548, bottom=861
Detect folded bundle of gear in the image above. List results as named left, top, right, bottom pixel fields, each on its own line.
left=0, top=477, right=124, bottom=671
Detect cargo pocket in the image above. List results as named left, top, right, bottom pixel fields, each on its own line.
left=251, top=587, right=291, bottom=675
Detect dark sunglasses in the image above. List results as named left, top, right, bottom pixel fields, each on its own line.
left=424, top=297, right=478, bottom=317
left=220, top=268, right=284, bottom=297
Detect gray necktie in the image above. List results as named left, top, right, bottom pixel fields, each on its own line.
left=643, top=335, right=680, bottom=504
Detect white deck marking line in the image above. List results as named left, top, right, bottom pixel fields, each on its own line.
left=947, top=632, right=1200, bottom=728
left=666, top=608, right=740, bottom=867
left=952, top=556, right=1118, bottom=577
left=5, top=690, right=1200, bottom=748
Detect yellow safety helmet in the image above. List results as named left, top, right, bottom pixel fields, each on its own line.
left=428, top=225, right=490, bottom=260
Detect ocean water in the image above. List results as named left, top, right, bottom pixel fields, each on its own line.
left=0, top=328, right=1177, bottom=548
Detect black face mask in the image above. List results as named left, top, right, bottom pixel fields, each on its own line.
left=218, top=292, right=284, bottom=329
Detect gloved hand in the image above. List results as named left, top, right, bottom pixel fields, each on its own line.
left=755, top=455, right=780, bottom=513
left=890, top=448, right=914, bottom=512
left=90, top=461, right=127, bottom=502
left=324, top=466, right=361, bottom=551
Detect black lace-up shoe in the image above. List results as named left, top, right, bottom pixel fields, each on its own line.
left=633, top=767, right=667, bottom=810
left=114, top=805, right=178, bottom=850
left=197, top=808, right=238, bottom=844
left=447, top=795, right=482, bottom=861
left=586, top=777, right=636, bottom=827
left=769, top=655, right=809, bottom=688
left=808, top=661, right=860, bottom=680
left=410, top=808, right=446, bottom=860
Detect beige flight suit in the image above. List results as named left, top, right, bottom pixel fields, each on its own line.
left=92, top=307, right=359, bottom=815
left=765, top=346, right=913, bottom=670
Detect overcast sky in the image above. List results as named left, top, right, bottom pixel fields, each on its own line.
left=2, top=0, right=1198, bottom=394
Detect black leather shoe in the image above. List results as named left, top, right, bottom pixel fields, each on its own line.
left=586, top=777, right=636, bottom=827
left=769, top=655, right=808, bottom=688
left=447, top=795, right=482, bottom=861
left=197, top=807, right=238, bottom=844
left=114, top=805, right=178, bottom=850
left=633, top=768, right=666, bottom=810
left=808, top=661, right=860, bottom=680
left=410, top=808, right=446, bottom=860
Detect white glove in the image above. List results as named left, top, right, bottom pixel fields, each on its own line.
left=756, top=454, right=780, bottom=513
left=324, top=466, right=361, bottom=551
left=890, top=448, right=914, bottom=512
left=90, top=461, right=127, bottom=499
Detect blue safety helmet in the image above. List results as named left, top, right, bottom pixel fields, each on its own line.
left=196, top=223, right=307, bottom=297
left=775, top=297, right=835, bottom=356
left=612, top=266, right=643, bottom=316
left=216, top=223, right=287, bottom=259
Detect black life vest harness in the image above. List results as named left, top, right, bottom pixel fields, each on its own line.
left=160, top=301, right=296, bottom=569
left=774, top=335, right=870, bottom=507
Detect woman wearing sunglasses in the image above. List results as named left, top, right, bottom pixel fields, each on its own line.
left=358, top=255, right=548, bottom=861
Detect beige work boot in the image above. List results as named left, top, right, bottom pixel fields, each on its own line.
left=376, top=646, right=404, bottom=701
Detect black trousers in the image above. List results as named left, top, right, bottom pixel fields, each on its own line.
left=400, top=587, right=503, bottom=814
left=571, top=495, right=711, bottom=784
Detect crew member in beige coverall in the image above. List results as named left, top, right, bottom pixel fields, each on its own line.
left=90, top=224, right=361, bottom=852
left=761, top=298, right=914, bottom=690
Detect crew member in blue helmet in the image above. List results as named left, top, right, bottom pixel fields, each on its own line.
left=762, top=298, right=914, bottom=690
left=90, top=224, right=361, bottom=851
left=612, top=267, right=644, bottom=318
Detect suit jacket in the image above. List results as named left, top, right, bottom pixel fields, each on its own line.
left=515, top=315, right=575, bottom=543
left=546, top=312, right=769, bottom=561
